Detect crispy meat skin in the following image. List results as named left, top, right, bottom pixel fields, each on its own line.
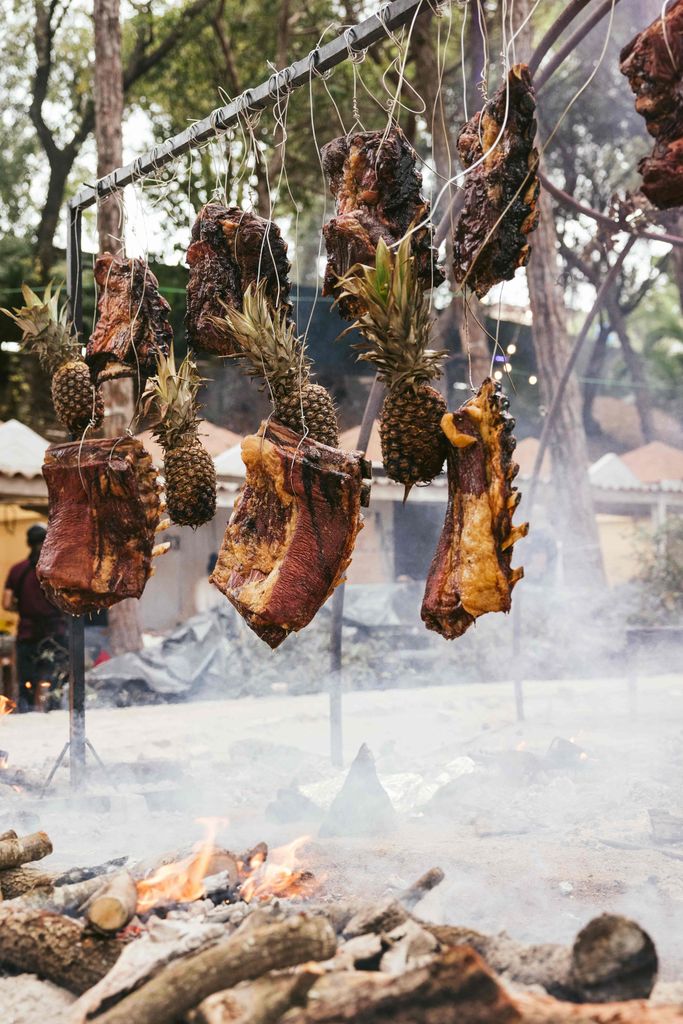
left=37, top=437, right=161, bottom=615
left=185, top=204, right=291, bottom=354
left=452, top=64, right=540, bottom=299
left=86, top=253, right=172, bottom=381
left=321, top=126, right=443, bottom=318
left=210, top=421, right=367, bottom=648
left=620, top=0, right=683, bottom=209
left=421, top=379, right=527, bottom=639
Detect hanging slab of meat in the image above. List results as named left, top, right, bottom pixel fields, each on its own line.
left=210, top=421, right=371, bottom=648
left=185, top=204, right=291, bottom=355
left=321, top=126, right=443, bottom=318
left=86, top=253, right=173, bottom=382
left=620, top=0, right=683, bottom=209
left=37, top=437, right=162, bottom=615
left=452, top=64, right=540, bottom=299
left=421, top=378, right=527, bottom=639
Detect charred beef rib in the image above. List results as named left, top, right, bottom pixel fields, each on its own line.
left=37, top=437, right=162, bottom=615
left=452, top=64, right=540, bottom=299
left=210, top=421, right=371, bottom=648
left=185, top=204, right=291, bottom=355
left=421, top=379, right=528, bottom=639
left=321, top=126, right=443, bottom=318
left=620, top=0, right=683, bottom=209
left=86, top=253, right=173, bottom=382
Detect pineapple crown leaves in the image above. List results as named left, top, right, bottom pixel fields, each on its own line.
left=0, top=282, right=79, bottom=374
left=335, top=235, right=446, bottom=393
left=142, top=347, right=206, bottom=450
left=208, top=281, right=311, bottom=395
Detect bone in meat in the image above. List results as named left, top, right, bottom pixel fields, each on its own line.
left=321, top=126, right=443, bottom=318
left=210, top=421, right=370, bottom=648
left=37, top=437, right=161, bottom=615
left=619, top=0, right=683, bottom=209
left=452, top=64, right=540, bottom=299
left=421, top=378, right=527, bottom=639
left=86, top=253, right=173, bottom=382
left=185, top=204, right=291, bottom=355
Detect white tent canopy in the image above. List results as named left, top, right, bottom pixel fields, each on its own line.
left=0, top=419, right=49, bottom=504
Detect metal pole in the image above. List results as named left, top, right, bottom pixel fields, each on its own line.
left=328, top=375, right=385, bottom=766
left=66, top=204, right=87, bottom=789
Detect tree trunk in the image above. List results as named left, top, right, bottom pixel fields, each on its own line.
left=411, top=8, right=491, bottom=386
left=582, top=321, right=609, bottom=438
left=604, top=295, right=654, bottom=444
left=512, top=2, right=603, bottom=583
left=35, top=153, right=73, bottom=280
left=94, top=0, right=124, bottom=254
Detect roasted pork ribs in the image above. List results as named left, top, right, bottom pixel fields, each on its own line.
left=211, top=421, right=371, bottom=648
left=186, top=204, right=291, bottom=355
left=321, top=126, right=443, bottom=318
left=86, top=253, right=173, bottom=382
left=620, top=0, right=683, bottom=209
left=421, top=379, right=527, bottom=639
left=452, top=64, right=540, bottom=299
left=37, top=437, right=162, bottom=615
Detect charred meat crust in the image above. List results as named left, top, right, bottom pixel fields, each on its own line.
left=421, top=378, right=527, bottom=640
left=452, top=64, right=540, bottom=299
left=210, top=420, right=368, bottom=649
left=619, top=0, right=683, bottom=209
left=185, top=204, right=291, bottom=354
left=86, top=253, right=173, bottom=381
left=321, top=126, right=443, bottom=318
left=37, top=437, right=161, bottom=615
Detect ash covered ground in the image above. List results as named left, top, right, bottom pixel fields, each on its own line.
left=1, top=673, right=683, bottom=980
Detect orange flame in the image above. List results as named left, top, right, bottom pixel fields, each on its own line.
left=0, top=696, right=16, bottom=717
left=136, top=817, right=223, bottom=913
left=239, top=836, right=315, bottom=903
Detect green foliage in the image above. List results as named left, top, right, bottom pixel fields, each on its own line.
left=635, top=517, right=683, bottom=626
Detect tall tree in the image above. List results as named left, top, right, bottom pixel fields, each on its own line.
left=28, top=0, right=214, bottom=278
left=93, top=0, right=124, bottom=254
left=512, top=0, right=604, bottom=582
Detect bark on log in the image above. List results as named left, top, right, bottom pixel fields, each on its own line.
left=398, top=868, right=445, bottom=909
left=0, top=830, right=52, bottom=869
left=0, top=829, right=18, bottom=841
left=11, top=873, right=106, bottom=913
left=516, top=991, right=683, bottom=1023
left=0, top=905, right=123, bottom=995
left=191, top=971, right=318, bottom=1024
left=94, top=914, right=337, bottom=1024
left=284, top=945, right=521, bottom=1024
left=85, top=870, right=138, bottom=935
left=0, top=865, right=54, bottom=899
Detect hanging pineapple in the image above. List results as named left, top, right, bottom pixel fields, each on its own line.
left=211, top=283, right=339, bottom=448
left=1, top=283, right=103, bottom=434
left=336, top=235, right=448, bottom=494
left=142, top=349, right=217, bottom=528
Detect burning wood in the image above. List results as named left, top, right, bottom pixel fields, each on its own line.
left=85, top=871, right=138, bottom=935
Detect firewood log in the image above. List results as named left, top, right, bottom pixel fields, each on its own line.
left=515, top=992, right=683, bottom=1023
left=0, top=905, right=123, bottom=995
left=9, top=873, right=106, bottom=913
left=0, top=828, right=18, bottom=841
left=191, top=971, right=318, bottom=1024
left=0, top=830, right=52, bottom=869
left=283, top=945, right=520, bottom=1024
left=0, top=865, right=54, bottom=899
left=94, top=914, right=337, bottom=1024
left=397, top=868, right=445, bottom=910
left=84, top=870, right=138, bottom=935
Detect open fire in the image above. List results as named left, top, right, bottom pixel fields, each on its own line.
left=135, top=822, right=318, bottom=914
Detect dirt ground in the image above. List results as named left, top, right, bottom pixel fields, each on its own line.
left=1, top=672, right=683, bottom=977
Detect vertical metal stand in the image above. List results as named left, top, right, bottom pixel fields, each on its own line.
left=328, top=375, right=384, bottom=767
left=66, top=205, right=88, bottom=790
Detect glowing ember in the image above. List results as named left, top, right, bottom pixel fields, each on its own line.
left=0, top=696, right=16, bottom=717
left=136, top=817, right=222, bottom=913
left=239, top=836, right=316, bottom=903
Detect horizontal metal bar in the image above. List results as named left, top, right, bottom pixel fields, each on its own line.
left=68, top=0, right=426, bottom=212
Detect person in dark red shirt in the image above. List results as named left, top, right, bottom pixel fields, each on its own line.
left=2, top=524, right=66, bottom=711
